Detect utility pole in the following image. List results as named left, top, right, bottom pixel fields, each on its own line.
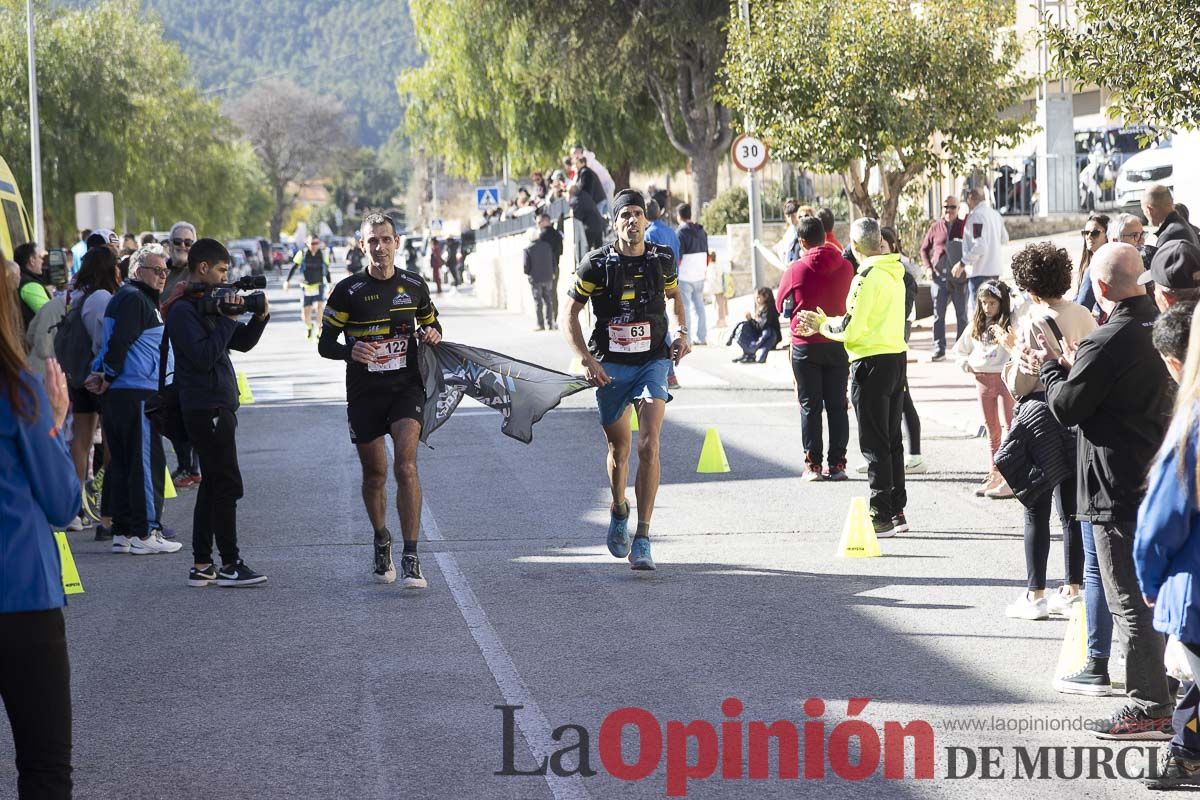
left=738, top=0, right=764, bottom=289
left=26, top=0, right=45, bottom=246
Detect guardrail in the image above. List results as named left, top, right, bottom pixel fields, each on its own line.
left=472, top=198, right=571, bottom=242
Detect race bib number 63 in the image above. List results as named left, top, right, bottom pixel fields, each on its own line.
left=608, top=321, right=652, bottom=353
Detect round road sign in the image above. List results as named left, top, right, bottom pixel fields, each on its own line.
left=731, top=134, right=769, bottom=172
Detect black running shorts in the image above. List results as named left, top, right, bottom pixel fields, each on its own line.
left=69, top=385, right=101, bottom=415
left=346, top=384, right=426, bottom=444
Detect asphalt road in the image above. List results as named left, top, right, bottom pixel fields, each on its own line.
left=1, top=276, right=1152, bottom=799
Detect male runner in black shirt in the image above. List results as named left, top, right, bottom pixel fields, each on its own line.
left=319, top=213, right=442, bottom=588
left=562, top=189, right=691, bottom=570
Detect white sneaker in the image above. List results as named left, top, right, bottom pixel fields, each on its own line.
left=904, top=455, right=928, bottom=474
left=1005, top=591, right=1049, bottom=620
left=130, top=531, right=183, bottom=555
left=985, top=479, right=1015, bottom=499
left=1047, top=588, right=1082, bottom=617
left=111, top=535, right=131, bottom=554
left=855, top=462, right=869, bottom=474
left=66, top=516, right=84, bottom=532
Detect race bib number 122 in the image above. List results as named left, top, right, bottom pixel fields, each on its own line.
left=368, top=337, right=409, bottom=372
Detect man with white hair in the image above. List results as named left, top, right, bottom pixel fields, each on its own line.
left=953, top=186, right=1009, bottom=305
left=797, top=218, right=909, bottom=536
left=1025, top=242, right=1174, bottom=739
left=160, top=220, right=202, bottom=488
left=1108, top=212, right=1146, bottom=248
left=162, top=220, right=197, bottom=299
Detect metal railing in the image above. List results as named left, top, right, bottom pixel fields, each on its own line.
left=472, top=198, right=571, bottom=242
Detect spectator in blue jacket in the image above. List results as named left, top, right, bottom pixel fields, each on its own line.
left=644, top=200, right=682, bottom=387
left=84, top=244, right=182, bottom=555
left=1137, top=302, right=1200, bottom=788
left=0, top=281, right=80, bottom=798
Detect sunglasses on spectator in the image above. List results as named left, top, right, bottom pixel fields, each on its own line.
left=140, top=266, right=169, bottom=277
left=1081, top=229, right=1103, bottom=238
left=943, top=205, right=958, bottom=210
left=1121, top=231, right=1146, bottom=241
left=172, top=238, right=194, bottom=247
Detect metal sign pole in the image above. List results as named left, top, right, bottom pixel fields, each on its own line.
left=738, top=0, right=763, bottom=289
left=26, top=0, right=45, bottom=247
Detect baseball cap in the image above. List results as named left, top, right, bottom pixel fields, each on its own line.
left=1138, top=240, right=1200, bottom=289
left=86, top=228, right=118, bottom=249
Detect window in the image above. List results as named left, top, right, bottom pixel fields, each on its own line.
left=2, top=199, right=28, bottom=249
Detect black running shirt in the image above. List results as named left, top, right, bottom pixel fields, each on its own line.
left=567, top=242, right=677, bottom=365
left=322, top=268, right=439, bottom=400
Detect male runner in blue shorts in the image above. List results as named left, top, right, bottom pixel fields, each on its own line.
left=562, top=189, right=691, bottom=570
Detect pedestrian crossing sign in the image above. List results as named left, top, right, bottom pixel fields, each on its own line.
left=475, top=186, right=500, bottom=211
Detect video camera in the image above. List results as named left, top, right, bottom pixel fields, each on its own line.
left=187, top=275, right=268, bottom=316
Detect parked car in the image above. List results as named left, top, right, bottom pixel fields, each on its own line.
left=1076, top=125, right=1155, bottom=210
left=1115, top=139, right=1173, bottom=209
left=227, top=238, right=264, bottom=274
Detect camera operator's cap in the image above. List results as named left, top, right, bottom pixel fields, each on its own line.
left=1139, top=240, right=1200, bottom=289
left=86, top=228, right=118, bottom=249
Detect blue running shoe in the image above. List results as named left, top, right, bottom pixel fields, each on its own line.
left=629, top=537, right=656, bottom=571
left=607, top=505, right=631, bottom=558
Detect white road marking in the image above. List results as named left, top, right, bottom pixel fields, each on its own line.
left=421, top=503, right=591, bottom=800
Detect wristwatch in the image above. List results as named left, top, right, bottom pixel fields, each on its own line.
left=677, top=326, right=690, bottom=337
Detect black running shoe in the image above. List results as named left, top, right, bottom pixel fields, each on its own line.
left=1091, top=703, right=1173, bottom=740
left=400, top=553, right=427, bottom=589
left=374, top=538, right=396, bottom=584
left=1054, top=659, right=1113, bottom=696
left=216, top=560, right=268, bottom=587
left=188, top=564, right=218, bottom=588
left=1145, top=750, right=1200, bottom=789
left=93, top=523, right=113, bottom=542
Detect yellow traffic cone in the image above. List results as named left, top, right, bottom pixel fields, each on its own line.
left=835, top=497, right=881, bottom=558
left=696, top=427, right=730, bottom=473
left=237, top=372, right=255, bottom=405
left=629, top=404, right=639, bottom=433
left=569, top=356, right=584, bottom=374
left=1054, top=602, right=1088, bottom=680
left=163, top=467, right=177, bottom=499
left=53, top=531, right=84, bottom=594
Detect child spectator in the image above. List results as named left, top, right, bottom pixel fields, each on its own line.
left=730, top=287, right=781, bottom=363
left=953, top=279, right=1016, bottom=497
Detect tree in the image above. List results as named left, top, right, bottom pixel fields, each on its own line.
left=0, top=0, right=266, bottom=243
left=721, top=0, right=1035, bottom=226
left=1044, top=0, right=1200, bottom=131
left=227, top=79, right=350, bottom=241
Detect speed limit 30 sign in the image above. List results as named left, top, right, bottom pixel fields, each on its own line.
left=731, top=133, right=769, bottom=172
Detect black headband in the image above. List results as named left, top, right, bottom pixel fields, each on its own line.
left=611, top=190, right=645, bottom=216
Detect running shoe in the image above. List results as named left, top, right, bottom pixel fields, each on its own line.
left=872, top=518, right=896, bottom=539
left=188, top=565, right=218, bottom=588
left=1091, top=704, right=1173, bottom=740
left=217, top=560, right=268, bottom=587
left=930, top=351, right=946, bottom=362
left=374, top=538, right=396, bottom=584
left=156, top=526, right=178, bottom=541
left=66, top=516, right=84, bottom=532
left=824, top=464, right=849, bottom=481
left=111, top=534, right=131, bottom=554
left=1046, top=587, right=1082, bottom=617
left=94, top=524, right=113, bottom=542
left=400, top=554, right=427, bottom=589
left=802, top=466, right=823, bottom=482
left=1004, top=591, right=1049, bottom=620
left=892, top=512, right=910, bottom=533
left=130, top=531, right=183, bottom=555
left=1145, top=751, right=1200, bottom=789
left=904, top=455, right=928, bottom=474
left=606, top=504, right=631, bottom=558
left=629, top=537, right=656, bottom=571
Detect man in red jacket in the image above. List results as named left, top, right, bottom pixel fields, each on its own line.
left=776, top=215, right=854, bottom=481
left=919, top=197, right=967, bottom=360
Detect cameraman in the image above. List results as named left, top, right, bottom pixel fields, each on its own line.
left=165, top=239, right=270, bottom=588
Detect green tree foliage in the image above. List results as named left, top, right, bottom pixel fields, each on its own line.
left=1044, top=0, right=1200, bottom=131
left=399, top=0, right=708, bottom=200
left=60, top=0, right=423, bottom=148
left=722, top=0, right=1035, bottom=226
left=698, top=185, right=748, bottom=234
left=0, top=0, right=267, bottom=243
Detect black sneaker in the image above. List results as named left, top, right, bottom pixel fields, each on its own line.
left=1054, top=659, right=1113, bottom=696
left=872, top=518, right=896, bottom=539
left=892, top=512, right=910, bottom=533
left=1091, top=703, right=1173, bottom=740
left=188, top=564, right=218, bottom=588
left=374, top=538, right=396, bottom=584
left=930, top=351, right=946, bottom=362
left=400, top=553, right=427, bottom=589
left=93, top=523, right=113, bottom=542
left=216, top=560, right=268, bottom=587
left=1145, top=750, right=1200, bottom=790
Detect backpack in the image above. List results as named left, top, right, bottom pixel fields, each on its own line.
left=52, top=295, right=94, bottom=389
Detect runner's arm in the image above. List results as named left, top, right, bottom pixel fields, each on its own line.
left=563, top=299, right=591, bottom=361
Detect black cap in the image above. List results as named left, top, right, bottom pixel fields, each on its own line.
left=1139, top=240, right=1200, bottom=289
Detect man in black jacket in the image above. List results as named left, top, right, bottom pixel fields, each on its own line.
left=1026, top=242, right=1174, bottom=739
left=165, top=239, right=270, bottom=588
left=523, top=232, right=557, bottom=331
left=1143, top=185, right=1200, bottom=250
left=569, top=184, right=605, bottom=251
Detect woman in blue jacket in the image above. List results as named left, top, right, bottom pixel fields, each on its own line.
left=1136, top=316, right=1200, bottom=788
left=1, top=278, right=81, bottom=798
